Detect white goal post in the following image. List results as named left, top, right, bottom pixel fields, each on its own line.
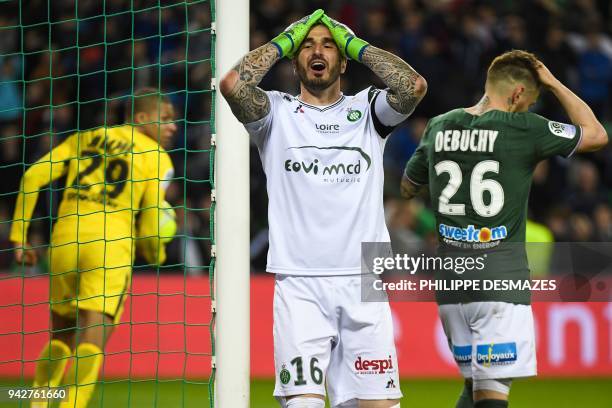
left=214, top=0, right=250, bottom=406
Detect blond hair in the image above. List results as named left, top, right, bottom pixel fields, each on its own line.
left=486, top=50, right=541, bottom=91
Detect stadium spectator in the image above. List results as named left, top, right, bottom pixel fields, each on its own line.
left=398, top=12, right=425, bottom=63
left=576, top=26, right=612, bottom=117
left=593, top=203, right=612, bottom=240
left=537, top=24, right=578, bottom=120
left=0, top=56, right=22, bottom=127
left=0, top=124, right=22, bottom=206
left=567, top=159, right=609, bottom=215
left=384, top=117, right=422, bottom=174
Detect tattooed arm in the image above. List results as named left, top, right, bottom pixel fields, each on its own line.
left=219, top=43, right=280, bottom=124
left=361, top=46, right=427, bottom=115
left=219, top=10, right=325, bottom=124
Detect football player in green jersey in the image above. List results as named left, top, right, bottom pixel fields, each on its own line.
left=402, top=50, right=607, bottom=408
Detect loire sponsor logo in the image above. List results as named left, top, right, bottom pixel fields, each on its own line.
left=354, top=355, right=395, bottom=374
left=315, top=123, right=340, bottom=134
left=476, top=342, right=518, bottom=366
left=438, top=224, right=508, bottom=243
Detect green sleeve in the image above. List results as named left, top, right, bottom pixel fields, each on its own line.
left=403, top=122, right=431, bottom=185
left=529, top=113, right=582, bottom=160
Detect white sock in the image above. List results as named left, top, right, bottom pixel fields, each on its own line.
left=286, top=397, right=326, bottom=408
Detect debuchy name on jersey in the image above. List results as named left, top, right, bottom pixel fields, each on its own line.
left=245, top=88, right=407, bottom=275
left=405, top=109, right=581, bottom=304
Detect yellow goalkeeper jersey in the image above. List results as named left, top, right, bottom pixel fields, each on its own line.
left=10, top=125, right=174, bottom=258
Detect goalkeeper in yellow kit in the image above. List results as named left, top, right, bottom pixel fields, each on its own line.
left=10, top=87, right=177, bottom=408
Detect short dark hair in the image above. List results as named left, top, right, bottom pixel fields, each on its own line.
left=486, top=50, right=541, bottom=91
left=124, top=87, right=172, bottom=121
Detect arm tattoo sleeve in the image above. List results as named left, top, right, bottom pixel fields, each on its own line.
left=361, top=46, right=425, bottom=115
left=225, top=43, right=280, bottom=124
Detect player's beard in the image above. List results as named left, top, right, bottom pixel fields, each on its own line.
left=296, top=59, right=342, bottom=92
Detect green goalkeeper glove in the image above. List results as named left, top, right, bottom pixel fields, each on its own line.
left=320, top=14, right=369, bottom=61
left=271, top=9, right=324, bottom=59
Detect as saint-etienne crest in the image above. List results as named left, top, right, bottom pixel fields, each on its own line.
left=279, top=365, right=291, bottom=385
left=346, top=107, right=362, bottom=122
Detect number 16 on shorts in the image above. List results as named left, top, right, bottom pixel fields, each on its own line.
left=279, top=356, right=324, bottom=387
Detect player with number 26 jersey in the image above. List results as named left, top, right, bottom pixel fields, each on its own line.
left=405, top=108, right=581, bottom=306
left=405, top=109, right=580, bottom=246
left=402, top=51, right=607, bottom=408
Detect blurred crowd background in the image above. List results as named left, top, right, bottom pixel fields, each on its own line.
left=0, top=0, right=611, bottom=274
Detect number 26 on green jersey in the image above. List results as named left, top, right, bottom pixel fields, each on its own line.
left=434, top=160, right=504, bottom=217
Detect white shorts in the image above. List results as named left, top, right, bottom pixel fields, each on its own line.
left=273, top=274, right=402, bottom=407
left=438, top=302, right=537, bottom=380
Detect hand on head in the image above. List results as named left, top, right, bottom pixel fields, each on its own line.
left=271, top=9, right=325, bottom=59
left=534, top=60, right=560, bottom=89
left=271, top=10, right=369, bottom=62
left=320, top=14, right=369, bottom=61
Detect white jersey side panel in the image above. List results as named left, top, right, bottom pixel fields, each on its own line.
left=245, top=89, right=391, bottom=275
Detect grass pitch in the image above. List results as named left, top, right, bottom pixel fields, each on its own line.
left=0, top=378, right=609, bottom=407
left=252, top=379, right=611, bottom=408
